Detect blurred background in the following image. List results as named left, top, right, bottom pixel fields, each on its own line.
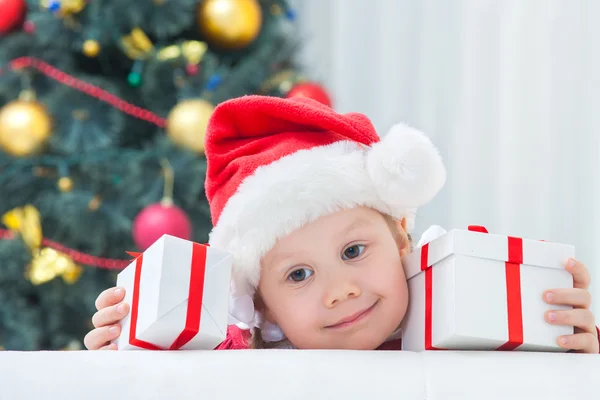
left=0, top=0, right=597, bottom=350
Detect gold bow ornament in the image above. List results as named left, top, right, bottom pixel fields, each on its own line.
left=39, top=0, right=87, bottom=16
left=1, top=205, right=82, bottom=285
left=121, top=27, right=208, bottom=65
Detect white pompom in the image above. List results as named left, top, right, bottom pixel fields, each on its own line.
left=366, top=123, right=446, bottom=210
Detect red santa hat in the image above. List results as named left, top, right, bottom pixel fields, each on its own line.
left=204, top=95, right=446, bottom=328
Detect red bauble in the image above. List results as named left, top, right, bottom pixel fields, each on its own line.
left=185, top=63, right=199, bottom=76
left=286, top=82, right=332, bottom=108
left=0, top=0, right=26, bottom=35
left=132, top=202, right=192, bottom=250
left=22, top=20, right=35, bottom=34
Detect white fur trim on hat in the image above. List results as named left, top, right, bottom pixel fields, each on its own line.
left=209, top=125, right=446, bottom=326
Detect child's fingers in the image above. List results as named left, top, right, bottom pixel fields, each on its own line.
left=99, top=343, right=118, bottom=351
left=95, top=287, right=125, bottom=311
left=557, top=332, right=599, bottom=353
left=83, top=325, right=121, bottom=350
left=543, top=288, right=592, bottom=308
left=91, top=302, right=129, bottom=328
left=565, top=259, right=591, bottom=290
left=545, top=309, right=596, bottom=333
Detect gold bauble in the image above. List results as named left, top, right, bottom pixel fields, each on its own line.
left=88, top=195, right=102, bottom=211
left=197, top=0, right=263, bottom=50
left=83, top=39, right=101, bottom=57
left=166, top=99, right=214, bottom=154
left=0, top=100, right=53, bottom=157
left=57, top=177, right=74, bottom=192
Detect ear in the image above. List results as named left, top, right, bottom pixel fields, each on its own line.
left=400, top=217, right=407, bottom=231
left=395, top=218, right=411, bottom=258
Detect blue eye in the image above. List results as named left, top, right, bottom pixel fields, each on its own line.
left=342, top=244, right=366, bottom=260
left=288, top=268, right=313, bottom=282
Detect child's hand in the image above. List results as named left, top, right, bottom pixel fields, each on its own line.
left=83, top=287, right=130, bottom=350
left=543, top=258, right=598, bottom=353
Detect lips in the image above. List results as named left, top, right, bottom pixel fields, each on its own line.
left=326, top=300, right=379, bottom=329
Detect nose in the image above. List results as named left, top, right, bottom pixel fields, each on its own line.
left=323, top=278, right=362, bottom=308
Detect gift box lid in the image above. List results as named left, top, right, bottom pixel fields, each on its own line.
left=402, top=226, right=575, bottom=280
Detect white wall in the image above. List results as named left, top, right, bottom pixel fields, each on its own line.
left=293, top=0, right=600, bottom=312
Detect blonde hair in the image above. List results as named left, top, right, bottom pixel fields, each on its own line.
left=249, top=213, right=412, bottom=349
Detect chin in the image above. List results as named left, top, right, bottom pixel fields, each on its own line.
left=345, top=338, right=386, bottom=350
left=290, top=332, right=387, bottom=350
left=355, top=329, right=394, bottom=350
left=331, top=328, right=393, bottom=350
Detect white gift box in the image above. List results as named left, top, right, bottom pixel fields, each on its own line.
left=401, top=226, right=574, bottom=352
left=114, top=234, right=232, bottom=350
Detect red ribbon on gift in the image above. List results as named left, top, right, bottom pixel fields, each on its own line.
left=422, top=225, right=524, bottom=351
left=127, top=242, right=208, bottom=350
left=496, top=235, right=524, bottom=350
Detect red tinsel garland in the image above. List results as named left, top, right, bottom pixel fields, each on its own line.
left=0, top=228, right=130, bottom=269
left=3, top=56, right=166, bottom=127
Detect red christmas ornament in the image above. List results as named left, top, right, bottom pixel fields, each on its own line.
left=0, top=0, right=26, bottom=35
left=185, top=64, right=199, bottom=76
left=286, top=82, right=332, bottom=108
left=22, top=20, right=35, bottom=34
left=132, top=202, right=192, bottom=250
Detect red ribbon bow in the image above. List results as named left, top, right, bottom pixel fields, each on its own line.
left=422, top=225, right=524, bottom=351
left=126, top=243, right=208, bottom=350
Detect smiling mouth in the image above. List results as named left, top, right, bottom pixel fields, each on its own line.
left=325, top=300, right=379, bottom=329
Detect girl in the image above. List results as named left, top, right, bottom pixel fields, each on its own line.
left=85, top=96, right=599, bottom=353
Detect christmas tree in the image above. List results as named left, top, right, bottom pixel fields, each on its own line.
left=0, top=0, right=331, bottom=351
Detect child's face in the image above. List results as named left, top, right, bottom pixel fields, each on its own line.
left=258, top=207, right=411, bottom=349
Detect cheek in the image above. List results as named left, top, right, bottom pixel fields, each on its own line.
left=365, top=256, right=409, bottom=312
left=368, top=254, right=407, bottom=292
left=388, top=261, right=409, bottom=317
left=269, top=295, right=323, bottom=346
left=261, top=285, right=320, bottom=328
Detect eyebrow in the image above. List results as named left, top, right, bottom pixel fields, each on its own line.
left=340, top=217, right=374, bottom=235
left=266, top=249, right=302, bottom=272
left=268, top=217, right=376, bottom=273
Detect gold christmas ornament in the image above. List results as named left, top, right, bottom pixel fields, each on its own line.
left=88, top=195, right=102, bottom=211
left=181, top=40, right=208, bottom=65
left=83, top=39, right=101, bottom=57
left=27, top=247, right=83, bottom=285
left=1, top=205, right=82, bottom=286
left=0, top=96, right=53, bottom=157
left=61, top=0, right=87, bottom=15
left=121, top=28, right=155, bottom=60
left=157, top=40, right=208, bottom=66
left=197, top=0, right=263, bottom=50
left=166, top=99, right=214, bottom=154
left=57, top=177, right=73, bottom=192
left=2, top=205, right=42, bottom=250
left=40, top=0, right=87, bottom=16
